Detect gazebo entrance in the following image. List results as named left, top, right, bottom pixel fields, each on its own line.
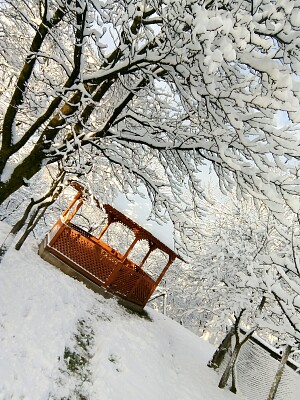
left=39, top=183, right=183, bottom=310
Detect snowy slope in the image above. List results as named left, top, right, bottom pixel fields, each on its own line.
left=0, top=222, right=242, bottom=400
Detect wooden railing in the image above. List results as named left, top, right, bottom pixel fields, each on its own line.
left=46, top=218, right=155, bottom=307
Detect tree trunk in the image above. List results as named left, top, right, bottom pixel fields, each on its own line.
left=230, top=358, right=238, bottom=394
left=207, top=327, right=234, bottom=370
left=267, top=345, right=292, bottom=400
left=0, top=170, right=64, bottom=259
left=218, top=342, right=241, bottom=390
left=15, top=204, right=48, bottom=250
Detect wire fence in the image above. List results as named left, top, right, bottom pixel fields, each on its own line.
left=218, top=337, right=300, bottom=400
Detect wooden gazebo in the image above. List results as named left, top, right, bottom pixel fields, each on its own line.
left=39, top=183, right=184, bottom=310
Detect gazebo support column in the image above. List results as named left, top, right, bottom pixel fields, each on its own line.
left=98, top=221, right=112, bottom=240
left=139, top=244, right=157, bottom=269
left=62, top=192, right=82, bottom=219
left=121, top=237, right=139, bottom=262
left=153, top=256, right=176, bottom=291
left=65, top=199, right=83, bottom=223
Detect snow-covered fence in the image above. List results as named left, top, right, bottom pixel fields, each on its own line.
left=218, top=336, right=300, bottom=400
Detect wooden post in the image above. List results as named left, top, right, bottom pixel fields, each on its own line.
left=62, top=191, right=82, bottom=218
left=65, top=199, right=83, bottom=223
left=98, top=221, right=111, bottom=240
left=48, top=218, right=65, bottom=247
left=163, top=292, right=167, bottom=316
left=153, top=255, right=175, bottom=290
left=104, top=264, right=123, bottom=288
left=121, top=237, right=139, bottom=262
left=267, top=344, right=292, bottom=400
left=139, top=244, right=157, bottom=268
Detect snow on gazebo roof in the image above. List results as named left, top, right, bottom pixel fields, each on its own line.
left=69, top=181, right=185, bottom=263
left=102, top=204, right=185, bottom=262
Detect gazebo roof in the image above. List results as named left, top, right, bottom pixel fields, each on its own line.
left=102, top=204, right=186, bottom=262
left=69, top=181, right=185, bottom=263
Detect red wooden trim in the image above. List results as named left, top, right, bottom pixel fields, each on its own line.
left=62, top=191, right=82, bottom=218
left=48, top=218, right=64, bottom=247
left=102, top=204, right=186, bottom=263
left=121, top=236, right=139, bottom=262
left=139, top=245, right=156, bottom=268
left=65, top=199, right=83, bottom=223
left=98, top=221, right=111, bottom=239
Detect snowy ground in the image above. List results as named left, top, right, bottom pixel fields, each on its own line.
left=0, top=222, right=242, bottom=400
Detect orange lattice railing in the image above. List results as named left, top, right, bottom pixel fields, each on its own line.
left=46, top=218, right=155, bottom=307
left=41, top=182, right=185, bottom=309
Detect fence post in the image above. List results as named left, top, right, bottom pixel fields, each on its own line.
left=267, top=344, right=292, bottom=400
left=163, top=292, right=167, bottom=316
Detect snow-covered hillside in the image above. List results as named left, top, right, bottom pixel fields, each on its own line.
left=0, top=222, right=241, bottom=400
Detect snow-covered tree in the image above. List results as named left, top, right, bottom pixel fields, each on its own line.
left=1, top=0, right=300, bottom=237
left=165, top=190, right=300, bottom=393
left=155, top=190, right=268, bottom=332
